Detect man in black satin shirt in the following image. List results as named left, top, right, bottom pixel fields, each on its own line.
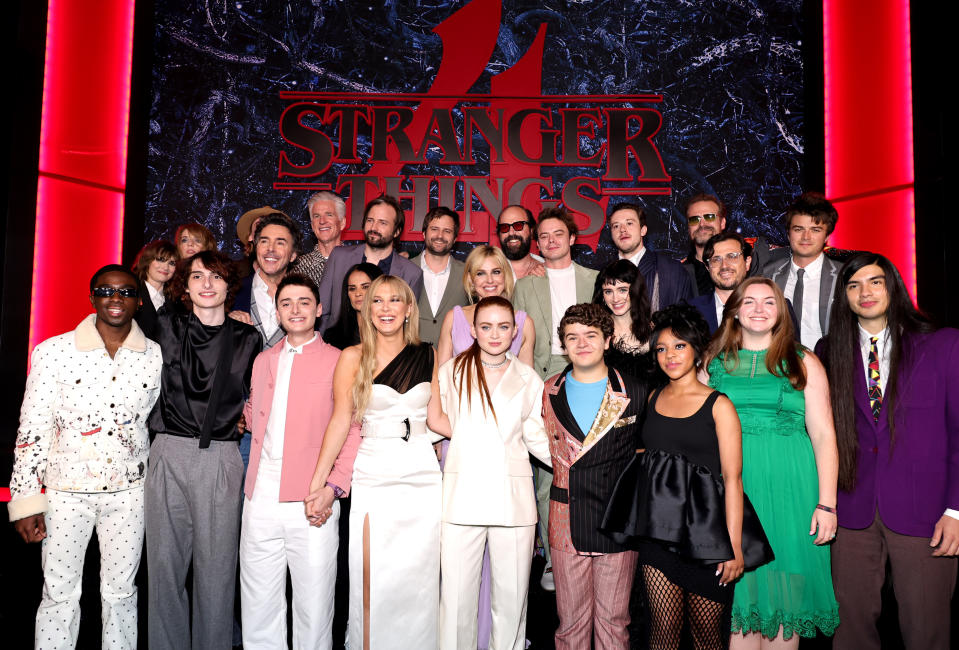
left=144, top=249, right=262, bottom=650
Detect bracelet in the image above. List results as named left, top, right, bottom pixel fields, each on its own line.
left=326, top=482, right=345, bottom=499
left=816, top=503, right=837, bottom=514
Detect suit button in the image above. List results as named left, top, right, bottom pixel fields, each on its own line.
left=433, top=319, right=437, bottom=324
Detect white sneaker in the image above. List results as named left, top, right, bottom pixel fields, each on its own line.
left=540, top=562, right=555, bottom=592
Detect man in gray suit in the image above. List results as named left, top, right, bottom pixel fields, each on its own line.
left=513, top=206, right=598, bottom=591
left=409, top=206, right=468, bottom=346
left=763, top=191, right=842, bottom=349
left=317, top=194, right=424, bottom=333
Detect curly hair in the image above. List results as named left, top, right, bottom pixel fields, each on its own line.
left=649, top=304, right=712, bottom=368
left=170, top=250, right=241, bottom=312
left=558, top=303, right=614, bottom=347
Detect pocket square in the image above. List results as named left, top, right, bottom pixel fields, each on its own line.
left=613, top=415, right=636, bottom=428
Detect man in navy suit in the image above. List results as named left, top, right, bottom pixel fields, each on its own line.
left=607, top=202, right=692, bottom=311
left=317, top=194, right=424, bottom=333
left=817, top=253, right=959, bottom=649
left=688, top=233, right=752, bottom=334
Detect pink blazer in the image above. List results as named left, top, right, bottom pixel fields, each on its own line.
left=243, top=336, right=361, bottom=501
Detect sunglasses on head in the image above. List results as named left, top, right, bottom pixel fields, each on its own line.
left=687, top=213, right=719, bottom=225
left=92, top=286, right=138, bottom=298
left=497, top=220, right=528, bottom=234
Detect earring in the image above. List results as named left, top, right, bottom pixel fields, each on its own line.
left=405, top=316, right=409, bottom=324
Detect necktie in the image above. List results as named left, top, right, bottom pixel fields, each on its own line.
left=867, top=336, right=882, bottom=422
left=792, top=268, right=805, bottom=340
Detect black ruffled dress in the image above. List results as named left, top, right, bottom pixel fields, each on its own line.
left=602, top=389, right=773, bottom=602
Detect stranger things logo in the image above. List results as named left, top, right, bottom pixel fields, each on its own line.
left=272, top=0, right=671, bottom=250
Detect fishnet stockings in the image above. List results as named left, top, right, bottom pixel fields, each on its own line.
left=642, top=565, right=728, bottom=650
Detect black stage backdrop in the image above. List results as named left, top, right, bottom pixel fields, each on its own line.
left=144, top=0, right=804, bottom=265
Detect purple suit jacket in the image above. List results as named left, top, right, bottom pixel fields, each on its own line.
left=818, top=328, right=959, bottom=537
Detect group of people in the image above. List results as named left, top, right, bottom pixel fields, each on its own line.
left=8, top=188, right=958, bottom=650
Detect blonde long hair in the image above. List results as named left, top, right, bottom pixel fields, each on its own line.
left=351, top=275, right=421, bottom=421
left=462, top=245, right=516, bottom=302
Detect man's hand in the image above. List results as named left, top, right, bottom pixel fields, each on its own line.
left=528, top=260, right=546, bottom=277
left=14, top=514, right=47, bottom=543
left=229, top=311, right=253, bottom=325
left=931, top=515, right=959, bottom=556
left=304, top=486, right=335, bottom=527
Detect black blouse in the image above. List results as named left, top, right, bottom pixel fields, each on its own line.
left=148, top=311, right=261, bottom=443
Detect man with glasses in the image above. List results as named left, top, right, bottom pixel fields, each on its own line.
left=495, top=204, right=545, bottom=280
left=9, top=265, right=162, bottom=650
left=683, top=193, right=728, bottom=295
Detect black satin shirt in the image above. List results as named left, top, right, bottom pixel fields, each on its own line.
left=148, top=311, right=261, bottom=442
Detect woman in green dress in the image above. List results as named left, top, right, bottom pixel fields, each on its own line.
left=704, top=277, right=839, bottom=648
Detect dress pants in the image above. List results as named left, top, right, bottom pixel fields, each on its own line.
left=145, top=434, right=244, bottom=650
left=832, top=512, right=957, bottom=650
left=552, top=547, right=638, bottom=650
left=440, top=522, right=535, bottom=650
left=240, top=457, right=340, bottom=650
left=36, top=487, right=144, bottom=650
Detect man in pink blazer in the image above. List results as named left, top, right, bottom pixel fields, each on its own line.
left=239, top=273, right=360, bottom=650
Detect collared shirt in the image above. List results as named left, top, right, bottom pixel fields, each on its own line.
left=856, top=325, right=959, bottom=521
left=262, top=335, right=316, bottom=461
left=784, top=252, right=824, bottom=349
left=363, top=250, right=394, bottom=276
left=146, top=282, right=164, bottom=310
left=546, top=264, right=576, bottom=355
left=619, top=246, right=647, bottom=268
left=419, top=254, right=452, bottom=316
left=714, top=292, right=726, bottom=327
left=252, top=271, right=281, bottom=342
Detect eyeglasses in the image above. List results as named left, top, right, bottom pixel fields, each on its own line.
left=706, top=252, right=744, bottom=267
left=688, top=213, right=719, bottom=225
left=92, top=286, right=138, bottom=298
left=497, top=220, right=528, bottom=234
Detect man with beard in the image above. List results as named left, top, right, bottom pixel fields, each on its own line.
left=409, top=206, right=468, bottom=346
left=682, top=193, right=727, bottom=295
left=231, top=212, right=301, bottom=349
left=290, top=191, right=347, bottom=288
left=496, top=204, right=545, bottom=280
left=317, top=194, right=423, bottom=333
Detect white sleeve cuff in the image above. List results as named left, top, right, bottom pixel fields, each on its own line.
left=943, top=508, right=959, bottom=521
left=7, top=492, right=48, bottom=522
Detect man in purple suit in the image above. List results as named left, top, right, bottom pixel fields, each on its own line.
left=817, top=252, right=959, bottom=649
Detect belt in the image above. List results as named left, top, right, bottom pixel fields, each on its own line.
left=361, top=418, right=427, bottom=440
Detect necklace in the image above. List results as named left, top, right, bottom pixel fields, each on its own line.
left=481, top=356, right=509, bottom=369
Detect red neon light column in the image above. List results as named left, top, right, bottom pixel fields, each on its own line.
left=29, top=0, right=136, bottom=354
left=824, top=0, right=915, bottom=296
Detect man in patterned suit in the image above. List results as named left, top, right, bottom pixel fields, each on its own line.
left=542, top=303, right=647, bottom=650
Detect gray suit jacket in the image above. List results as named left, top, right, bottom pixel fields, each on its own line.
left=763, top=253, right=842, bottom=335
left=317, top=244, right=424, bottom=333
left=408, top=254, right=468, bottom=346
left=512, top=263, right=598, bottom=379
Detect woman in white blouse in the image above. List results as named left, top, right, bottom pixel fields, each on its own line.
left=132, top=239, right=179, bottom=339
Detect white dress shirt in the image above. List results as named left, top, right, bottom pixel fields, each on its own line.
left=620, top=245, right=647, bottom=268
left=146, top=282, right=165, bottom=310
left=714, top=292, right=726, bottom=326
left=546, top=264, right=576, bottom=355
left=784, top=253, right=824, bottom=349
left=261, top=335, right=315, bottom=460
left=252, top=271, right=281, bottom=341
left=420, top=254, right=452, bottom=316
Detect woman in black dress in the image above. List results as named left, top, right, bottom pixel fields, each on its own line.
left=322, top=262, right=383, bottom=349
left=593, top=259, right=657, bottom=384
left=603, top=304, right=771, bottom=649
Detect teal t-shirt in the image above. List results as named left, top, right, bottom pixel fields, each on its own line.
left=564, top=372, right=608, bottom=436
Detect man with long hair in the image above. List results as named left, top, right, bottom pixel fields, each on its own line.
left=816, top=252, right=959, bottom=649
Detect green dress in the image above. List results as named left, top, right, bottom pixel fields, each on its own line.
left=708, top=349, right=839, bottom=639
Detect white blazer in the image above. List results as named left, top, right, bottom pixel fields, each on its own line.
left=439, top=356, right=551, bottom=527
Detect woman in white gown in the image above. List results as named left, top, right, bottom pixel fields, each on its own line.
left=306, top=275, right=446, bottom=649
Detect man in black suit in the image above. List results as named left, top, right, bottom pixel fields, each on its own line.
left=608, top=202, right=692, bottom=311
left=688, top=233, right=752, bottom=334
left=763, top=192, right=842, bottom=350
left=682, top=193, right=727, bottom=295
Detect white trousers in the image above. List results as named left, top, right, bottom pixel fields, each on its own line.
left=37, top=487, right=144, bottom=650
left=440, top=522, right=535, bottom=650
left=240, top=457, right=339, bottom=650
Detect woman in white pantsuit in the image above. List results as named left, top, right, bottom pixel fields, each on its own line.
left=438, top=296, right=552, bottom=650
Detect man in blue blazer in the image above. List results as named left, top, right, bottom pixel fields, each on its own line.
left=317, top=194, right=424, bottom=333
left=816, top=253, right=959, bottom=649
left=607, top=202, right=692, bottom=311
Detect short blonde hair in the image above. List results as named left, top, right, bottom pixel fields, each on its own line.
left=462, top=245, right=515, bottom=302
